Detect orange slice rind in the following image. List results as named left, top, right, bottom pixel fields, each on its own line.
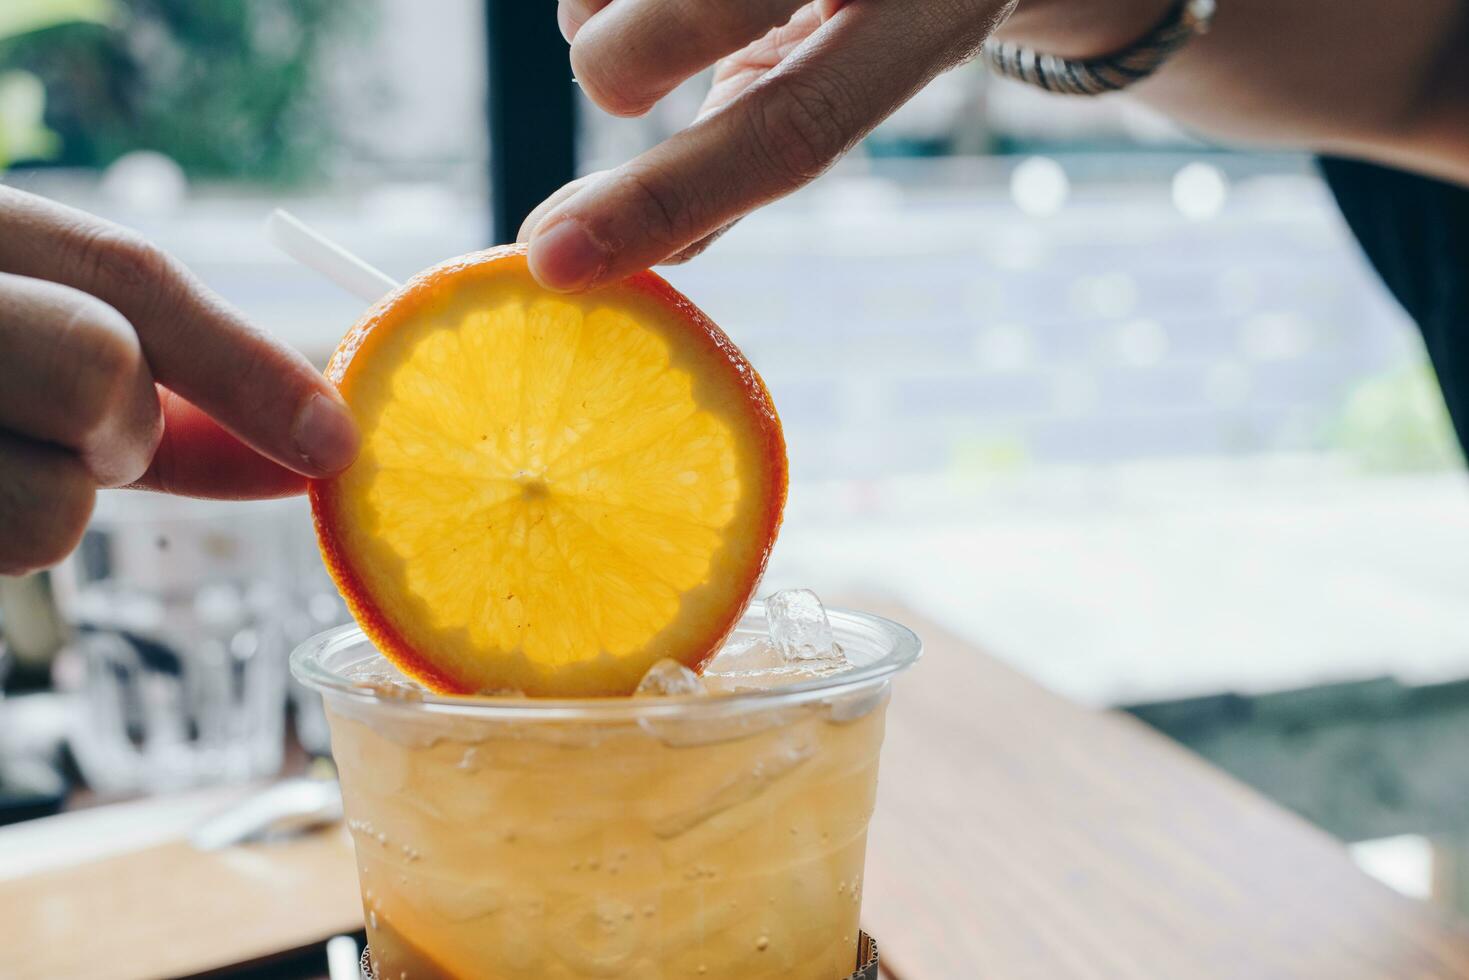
left=311, top=245, right=786, bottom=697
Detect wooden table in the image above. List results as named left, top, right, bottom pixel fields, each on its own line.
left=0, top=784, right=363, bottom=980
left=7, top=606, right=1469, bottom=978
left=862, top=605, right=1469, bottom=978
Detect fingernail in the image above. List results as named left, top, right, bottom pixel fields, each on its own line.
left=529, top=218, right=608, bottom=292
left=292, top=392, right=360, bottom=474
left=556, top=3, right=580, bottom=43
left=516, top=212, right=539, bottom=244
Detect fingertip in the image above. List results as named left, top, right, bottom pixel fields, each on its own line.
left=528, top=218, right=610, bottom=292
left=568, top=31, right=660, bottom=119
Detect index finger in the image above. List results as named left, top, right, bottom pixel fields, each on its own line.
left=0, top=187, right=358, bottom=478
left=529, top=0, right=1000, bottom=290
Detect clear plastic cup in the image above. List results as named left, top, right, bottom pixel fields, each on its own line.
left=292, top=602, right=920, bottom=980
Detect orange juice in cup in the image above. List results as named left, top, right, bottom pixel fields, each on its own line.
left=297, top=598, right=917, bottom=979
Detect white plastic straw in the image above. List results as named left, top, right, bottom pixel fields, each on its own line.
left=266, top=208, right=400, bottom=304
left=325, top=934, right=360, bottom=980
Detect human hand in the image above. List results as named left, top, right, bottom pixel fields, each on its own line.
left=520, top=0, right=1015, bottom=290
left=0, top=187, right=359, bottom=575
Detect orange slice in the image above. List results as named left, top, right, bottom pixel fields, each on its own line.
left=311, top=245, right=787, bottom=697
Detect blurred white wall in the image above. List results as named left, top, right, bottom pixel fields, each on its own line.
left=322, top=0, right=488, bottom=178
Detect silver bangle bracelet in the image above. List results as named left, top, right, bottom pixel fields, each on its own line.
left=982, top=0, right=1217, bottom=96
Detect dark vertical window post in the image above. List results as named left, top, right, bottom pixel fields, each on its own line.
left=484, top=0, right=579, bottom=245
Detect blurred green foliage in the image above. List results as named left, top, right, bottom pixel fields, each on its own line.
left=1334, top=362, right=1464, bottom=472
left=0, top=69, right=60, bottom=165
left=0, top=0, right=110, bottom=40
left=0, top=0, right=112, bottom=168
left=0, top=0, right=361, bottom=184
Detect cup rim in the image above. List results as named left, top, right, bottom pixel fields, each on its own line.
left=291, top=601, right=922, bottom=722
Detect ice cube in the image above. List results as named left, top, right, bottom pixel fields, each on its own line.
left=765, top=589, right=837, bottom=662
left=703, top=637, right=785, bottom=676
left=634, top=659, right=706, bottom=697
left=649, top=732, right=815, bottom=839
left=425, top=878, right=505, bottom=923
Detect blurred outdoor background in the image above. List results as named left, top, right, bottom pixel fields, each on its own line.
left=3, top=0, right=1469, bottom=911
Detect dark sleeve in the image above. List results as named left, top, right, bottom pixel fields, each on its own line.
left=1319, top=156, right=1469, bottom=451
